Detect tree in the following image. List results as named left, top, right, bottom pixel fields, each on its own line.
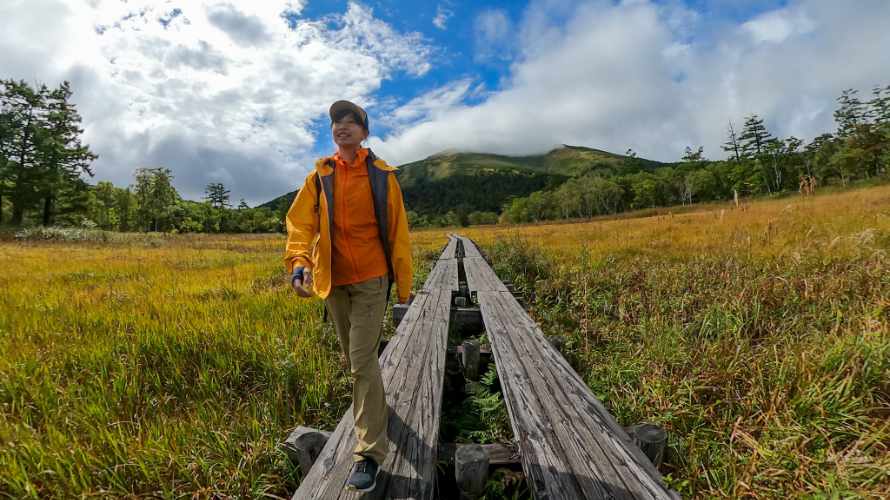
left=115, top=187, right=137, bottom=231
left=0, top=79, right=96, bottom=226
left=0, top=105, right=14, bottom=223
left=834, top=88, right=868, bottom=138
left=90, top=180, right=119, bottom=229
left=684, top=169, right=718, bottom=203
left=737, top=114, right=774, bottom=193
left=806, top=133, right=838, bottom=182
left=830, top=87, right=886, bottom=180
left=0, top=80, right=45, bottom=225
left=35, top=81, right=97, bottom=226
left=682, top=146, right=706, bottom=164
left=722, top=121, right=742, bottom=162
left=204, top=182, right=230, bottom=209
left=582, top=176, right=624, bottom=215
left=467, top=211, right=498, bottom=225
left=134, top=167, right=178, bottom=232
left=739, top=114, right=772, bottom=159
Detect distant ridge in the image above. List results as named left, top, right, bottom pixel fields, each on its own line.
left=258, top=145, right=664, bottom=216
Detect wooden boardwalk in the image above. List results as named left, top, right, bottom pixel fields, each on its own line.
left=457, top=236, right=677, bottom=500
left=290, top=235, right=677, bottom=499
left=291, top=238, right=457, bottom=499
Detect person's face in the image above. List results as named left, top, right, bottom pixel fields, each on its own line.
left=332, top=114, right=367, bottom=148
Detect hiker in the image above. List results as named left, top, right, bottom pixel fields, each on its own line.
left=283, top=100, right=413, bottom=492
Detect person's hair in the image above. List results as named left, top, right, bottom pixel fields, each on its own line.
left=330, top=109, right=369, bottom=133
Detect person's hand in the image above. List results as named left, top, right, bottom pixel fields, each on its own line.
left=291, top=267, right=314, bottom=297
left=398, top=292, right=415, bottom=305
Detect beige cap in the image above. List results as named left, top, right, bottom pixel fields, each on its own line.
left=329, top=100, right=369, bottom=130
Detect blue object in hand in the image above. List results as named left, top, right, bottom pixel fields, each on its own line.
left=291, top=267, right=304, bottom=287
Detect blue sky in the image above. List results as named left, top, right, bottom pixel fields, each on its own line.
left=2, top=0, right=889, bottom=203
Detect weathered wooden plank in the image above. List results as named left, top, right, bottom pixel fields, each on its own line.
left=423, top=257, right=459, bottom=291
left=457, top=236, right=483, bottom=258
left=463, top=257, right=509, bottom=293
left=441, top=235, right=459, bottom=259
left=293, top=237, right=455, bottom=499
left=476, top=290, right=676, bottom=499
left=422, top=235, right=460, bottom=292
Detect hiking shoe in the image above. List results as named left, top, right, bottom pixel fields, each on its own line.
left=346, top=458, right=379, bottom=492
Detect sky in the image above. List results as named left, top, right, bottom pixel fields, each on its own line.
left=2, top=0, right=889, bottom=204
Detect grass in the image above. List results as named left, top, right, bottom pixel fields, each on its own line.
left=465, top=185, right=890, bottom=498
left=1, top=185, right=888, bottom=498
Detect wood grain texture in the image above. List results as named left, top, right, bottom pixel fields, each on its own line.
left=292, top=244, right=455, bottom=499
left=462, top=257, right=509, bottom=293
left=457, top=236, right=483, bottom=258
left=423, top=236, right=459, bottom=292
left=423, top=257, right=459, bottom=291
left=456, top=245, right=677, bottom=499
left=476, top=290, right=677, bottom=499
left=456, top=237, right=508, bottom=293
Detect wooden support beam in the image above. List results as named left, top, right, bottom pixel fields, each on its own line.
left=455, top=444, right=489, bottom=500
left=452, top=306, right=483, bottom=332
left=461, top=339, right=480, bottom=381
left=625, top=423, right=668, bottom=468
left=282, top=426, right=331, bottom=478
left=545, top=335, right=566, bottom=355
left=438, top=442, right=521, bottom=466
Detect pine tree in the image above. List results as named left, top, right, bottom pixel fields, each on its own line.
left=722, top=121, right=742, bottom=162
left=0, top=80, right=46, bottom=225
left=681, top=146, right=705, bottom=163
left=204, top=182, right=230, bottom=209
left=0, top=79, right=96, bottom=226
left=868, top=85, right=890, bottom=174
left=738, top=114, right=772, bottom=159
left=0, top=104, right=14, bottom=223
left=36, top=81, right=97, bottom=225
left=834, top=88, right=868, bottom=137
left=832, top=87, right=884, bottom=179
left=870, top=85, right=890, bottom=125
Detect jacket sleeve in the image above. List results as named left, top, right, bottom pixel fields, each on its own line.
left=284, top=172, right=320, bottom=274
left=387, top=173, right=413, bottom=302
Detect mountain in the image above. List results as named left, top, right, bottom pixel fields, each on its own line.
left=258, top=145, right=665, bottom=216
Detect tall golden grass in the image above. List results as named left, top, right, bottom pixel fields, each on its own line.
left=1, top=185, right=888, bottom=497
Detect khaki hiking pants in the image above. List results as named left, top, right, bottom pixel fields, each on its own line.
left=325, top=275, right=390, bottom=464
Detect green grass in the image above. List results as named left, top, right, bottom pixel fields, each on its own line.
left=0, top=236, right=345, bottom=497
left=480, top=188, right=890, bottom=498
left=2, top=185, right=889, bottom=498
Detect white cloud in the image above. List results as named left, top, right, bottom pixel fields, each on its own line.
left=433, top=4, right=452, bottom=30
left=0, top=0, right=430, bottom=203
left=742, top=7, right=816, bottom=43
left=474, top=9, right=513, bottom=62
left=387, top=79, right=475, bottom=128
left=371, top=0, right=890, bottom=165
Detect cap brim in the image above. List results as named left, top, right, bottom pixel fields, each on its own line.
left=329, top=100, right=363, bottom=120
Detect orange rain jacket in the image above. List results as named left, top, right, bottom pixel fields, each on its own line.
left=284, top=149, right=413, bottom=303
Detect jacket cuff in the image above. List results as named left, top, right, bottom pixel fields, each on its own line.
left=287, top=257, right=312, bottom=273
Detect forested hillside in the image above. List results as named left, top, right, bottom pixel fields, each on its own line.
left=259, top=146, right=665, bottom=226
left=501, top=87, right=890, bottom=223
left=4, top=78, right=889, bottom=233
